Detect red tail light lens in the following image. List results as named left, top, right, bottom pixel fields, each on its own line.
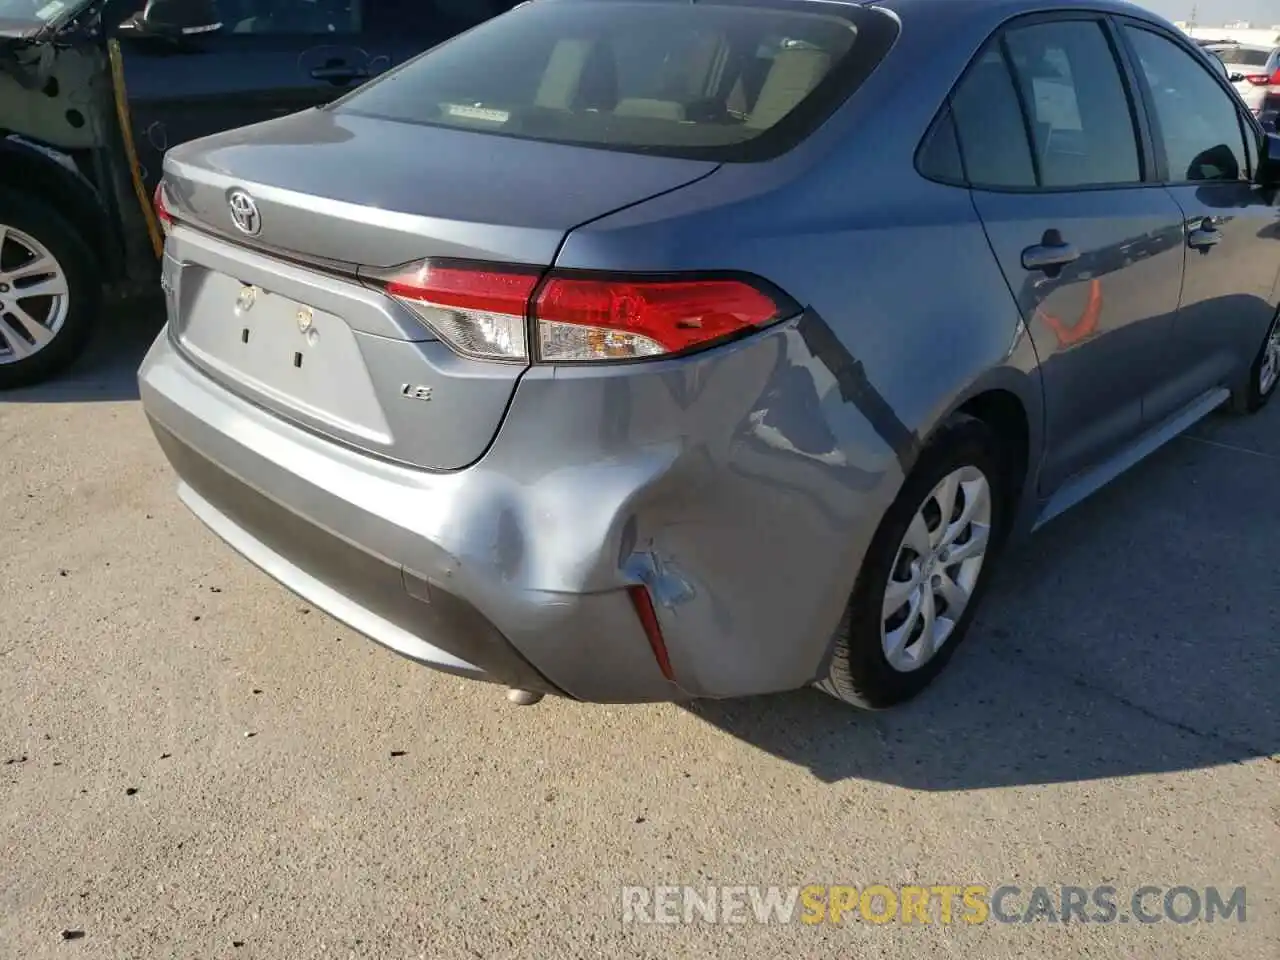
left=535, top=276, right=786, bottom=361
left=384, top=263, right=539, bottom=361
left=379, top=261, right=793, bottom=363
left=153, top=181, right=173, bottom=235
left=1244, top=72, right=1277, bottom=86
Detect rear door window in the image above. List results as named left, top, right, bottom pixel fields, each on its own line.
left=332, top=0, right=898, bottom=160
left=1002, top=20, right=1143, bottom=187
left=1125, top=27, right=1250, bottom=183
left=944, top=18, right=1144, bottom=190
left=949, top=47, right=1038, bottom=188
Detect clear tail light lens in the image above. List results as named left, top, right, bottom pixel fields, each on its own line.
left=385, top=263, right=539, bottom=362
left=379, top=261, right=794, bottom=364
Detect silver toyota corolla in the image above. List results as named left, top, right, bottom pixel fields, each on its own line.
left=139, top=0, right=1280, bottom=709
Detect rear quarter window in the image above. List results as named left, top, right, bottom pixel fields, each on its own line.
left=331, top=0, right=899, bottom=161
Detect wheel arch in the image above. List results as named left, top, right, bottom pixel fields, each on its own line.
left=0, top=139, right=121, bottom=281
left=928, top=365, right=1045, bottom=541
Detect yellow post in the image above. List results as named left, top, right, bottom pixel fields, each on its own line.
left=106, top=38, right=163, bottom=259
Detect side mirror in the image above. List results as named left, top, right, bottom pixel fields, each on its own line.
left=118, top=0, right=222, bottom=40
left=1259, top=133, right=1280, bottom=187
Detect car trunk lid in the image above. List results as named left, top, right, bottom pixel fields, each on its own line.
left=162, top=108, right=719, bottom=268
left=160, top=109, right=718, bottom=471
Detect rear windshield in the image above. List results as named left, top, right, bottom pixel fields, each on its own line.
left=333, top=0, right=898, bottom=161
left=1215, top=46, right=1273, bottom=67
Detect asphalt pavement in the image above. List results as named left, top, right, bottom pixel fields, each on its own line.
left=1, top=307, right=1276, bottom=959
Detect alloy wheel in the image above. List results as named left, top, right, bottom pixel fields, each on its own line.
left=1259, top=314, right=1280, bottom=397
left=0, top=224, right=71, bottom=365
left=881, top=466, right=992, bottom=673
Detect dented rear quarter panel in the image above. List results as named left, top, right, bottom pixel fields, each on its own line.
left=535, top=21, right=1043, bottom=696
left=520, top=202, right=1039, bottom=696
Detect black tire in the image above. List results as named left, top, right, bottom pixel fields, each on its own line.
left=817, top=414, right=1011, bottom=710
left=1227, top=307, right=1280, bottom=416
left=0, top=188, right=100, bottom=390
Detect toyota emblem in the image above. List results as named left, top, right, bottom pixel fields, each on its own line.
left=228, top=189, right=261, bottom=236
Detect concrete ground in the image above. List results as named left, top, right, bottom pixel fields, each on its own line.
left=1, top=309, right=1276, bottom=959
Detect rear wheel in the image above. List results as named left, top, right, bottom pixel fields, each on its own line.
left=818, top=415, right=1010, bottom=710
left=0, top=189, right=99, bottom=390
left=1228, top=308, right=1280, bottom=415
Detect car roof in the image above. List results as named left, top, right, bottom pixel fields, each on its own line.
left=1206, top=42, right=1274, bottom=51
left=586, top=0, right=1174, bottom=20
left=860, top=0, right=1187, bottom=31
left=576, top=0, right=1185, bottom=40
left=879, top=0, right=1164, bottom=13
left=602, top=0, right=1164, bottom=13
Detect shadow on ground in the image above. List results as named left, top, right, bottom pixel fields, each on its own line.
left=0, top=298, right=163, bottom=403
left=8, top=292, right=1278, bottom=790
left=687, top=404, right=1280, bottom=789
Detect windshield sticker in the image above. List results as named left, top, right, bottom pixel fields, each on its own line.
left=444, top=104, right=510, bottom=123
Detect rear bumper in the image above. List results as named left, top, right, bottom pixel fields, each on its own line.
left=140, top=330, right=677, bottom=701
left=150, top=423, right=560, bottom=694
left=140, top=314, right=902, bottom=703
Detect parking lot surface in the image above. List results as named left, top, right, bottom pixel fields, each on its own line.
left=1, top=310, right=1277, bottom=959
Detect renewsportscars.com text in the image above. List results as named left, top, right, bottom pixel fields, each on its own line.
left=621, top=884, right=1248, bottom=926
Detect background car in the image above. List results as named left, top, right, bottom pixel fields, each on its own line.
left=0, top=0, right=517, bottom=389
left=1203, top=41, right=1280, bottom=121
left=139, top=0, right=1280, bottom=711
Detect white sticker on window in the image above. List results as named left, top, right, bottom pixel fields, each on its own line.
left=445, top=104, right=511, bottom=123
left=1032, top=77, right=1082, bottom=131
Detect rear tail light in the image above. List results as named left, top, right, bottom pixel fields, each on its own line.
left=385, top=263, right=537, bottom=361
left=535, top=275, right=784, bottom=361
left=1244, top=70, right=1280, bottom=86
left=153, top=181, right=173, bottom=235
left=380, top=261, right=795, bottom=363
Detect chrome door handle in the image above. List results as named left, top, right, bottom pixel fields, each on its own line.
left=1187, top=226, right=1222, bottom=250
left=1022, top=229, right=1080, bottom=275
left=1022, top=243, right=1081, bottom=271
